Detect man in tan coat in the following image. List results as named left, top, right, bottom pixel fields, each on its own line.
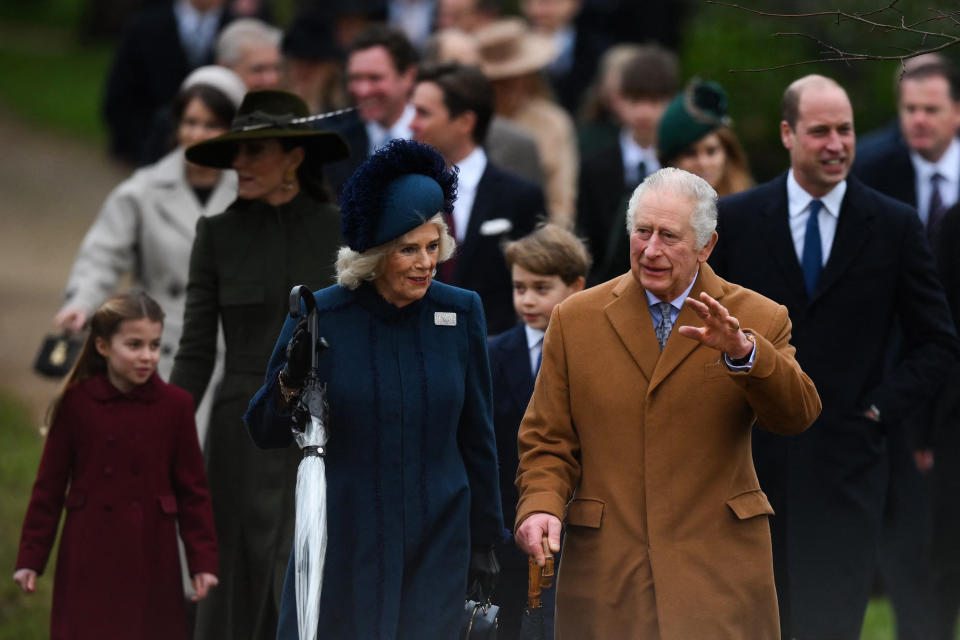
left=515, top=167, right=821, bottom=638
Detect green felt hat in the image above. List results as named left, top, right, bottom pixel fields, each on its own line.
left=657, top=79, right=731, bottom=164
left=185, top=90, right=350, bottom=168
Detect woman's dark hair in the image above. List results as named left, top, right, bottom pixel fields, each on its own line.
left=171, top=84, right=237, bottom=131
left=280, top=138, right=334, bottom=203
left=47, top=292, right=165, bottom=425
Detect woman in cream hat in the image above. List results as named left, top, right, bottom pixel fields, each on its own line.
left=475, top=17, right=579, bottom=228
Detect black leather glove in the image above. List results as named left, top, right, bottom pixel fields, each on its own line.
left=467, top=545, right=500, bottom=601
left=281, top=317, right=311, bottom=388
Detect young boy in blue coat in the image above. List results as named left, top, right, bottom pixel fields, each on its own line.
left=487, top=223, right=590, bottom=639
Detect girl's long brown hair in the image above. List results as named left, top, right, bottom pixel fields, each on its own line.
left=46, top=292, right=164, bottom=426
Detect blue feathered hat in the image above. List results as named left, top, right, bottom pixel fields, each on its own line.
left=339, top=139, right=458, bottom=252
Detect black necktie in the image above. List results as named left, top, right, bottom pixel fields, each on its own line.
left=928, top=173, right=946, bottom=244
left=801, top=200, right=823, bottom=296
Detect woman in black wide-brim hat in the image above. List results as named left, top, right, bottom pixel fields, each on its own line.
left=169, top=90, right=349, bottom=640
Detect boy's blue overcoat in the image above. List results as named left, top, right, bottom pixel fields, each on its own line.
left=245, top=281, right=504, bottom=639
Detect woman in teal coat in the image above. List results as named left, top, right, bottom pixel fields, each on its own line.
left=244, top=140, right=504, bottom=639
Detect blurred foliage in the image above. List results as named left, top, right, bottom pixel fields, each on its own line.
left=677, top=0, right=937, bottom=182
left=0, top=392, right=53, bottom=640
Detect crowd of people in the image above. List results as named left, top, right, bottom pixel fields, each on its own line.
left=11, top=1, right=960, bottom=639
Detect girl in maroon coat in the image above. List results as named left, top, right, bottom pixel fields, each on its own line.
left=13, top=292, right=218, bottom=640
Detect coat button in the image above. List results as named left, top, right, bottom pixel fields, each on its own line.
left=104, top=466, right=113, bottom=477
left=104, top=504, right=112, bottom=512
left=162, top=344, right=173, bottom=356
left=168, top=282, right=183, bottom=298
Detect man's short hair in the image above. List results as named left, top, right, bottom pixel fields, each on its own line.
left=416, top=62, right=494, bottom=145
left=781, top=74, right=845, bottom=130
left=619, top=44, right=679, bottom=100
left=504, top=223, right=592, bottom=285
left=215, top=18, right=281, bottom=67
left=625, top=167, right=718, bottom=249
left=349, top=24, right=419, bottom=73
left=899, top=61, right=960, bottom=103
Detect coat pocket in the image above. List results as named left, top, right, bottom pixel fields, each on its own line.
left=726, top=489, right=774, bottom=520
left=157, top=494, right=178, bottom=515
left=65, top=490, right=86, bottom=510
left=218, top=281, right=264, bottom=306
left=565, top=498, right=604, bottom=528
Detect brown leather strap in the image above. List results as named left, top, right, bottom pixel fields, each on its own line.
left=527, top=535, right=556, bottom=608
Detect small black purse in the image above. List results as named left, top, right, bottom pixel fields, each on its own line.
left=462, top=598, right=499, bottom=640
left=33, top=333, right=84, bottom=378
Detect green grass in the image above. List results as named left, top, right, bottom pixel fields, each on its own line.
left=0, top=23, right=111, bottom=142
left=0, top=391, right=53, bottom=639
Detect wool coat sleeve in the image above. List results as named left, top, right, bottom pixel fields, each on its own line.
left=456, top=294, right=505, bottom=545
left=514, top=305, right=580, bottom=527
left=862, top=211, right=960, bottom=425
left=16, top=397, right=77, bottom=573
left=170, top=392, right=219, bottom=576
left=170, top=216, right=220, bottom=408
left=61, top=180, right=141, bottom=316
left=728, top=304, right=821, bottom=436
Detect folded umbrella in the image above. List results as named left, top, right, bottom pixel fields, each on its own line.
left=518, top=536, right=555, bottom=640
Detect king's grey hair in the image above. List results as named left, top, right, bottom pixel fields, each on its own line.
left=336, top=213, right=457, bottom=289
left=216, top=19, right=281, bottom=67
left=624, top=167, right=718, bottom=248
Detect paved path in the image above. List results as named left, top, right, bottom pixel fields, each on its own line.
left=0, top=109, right=126, bottom=423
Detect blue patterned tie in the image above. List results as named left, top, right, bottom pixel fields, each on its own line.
left=801, top=200, right=823, bottom=296
left=655, top=302, right=674, bottom=351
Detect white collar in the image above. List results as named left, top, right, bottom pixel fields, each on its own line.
left=619, top=128, right=658, bottom=166
left=644, top=271, right=698, bottom=309
left=524, top=324, right=545, bottom=350
left=453, top=147, right=487, bottom=190
left=366, top=103, right=416, bottom=151
left=786, top=169, right=845, bottom=219
left=910, top=137, right=960, bottom=184
left=174, top=0, right=220, bottom=22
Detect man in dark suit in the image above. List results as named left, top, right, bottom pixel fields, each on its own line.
left=410, top=63, right=545, bottom=334
left=103, top=0, right=232, bottom=165
left=711, top=74, right=959, bottom=640
left=852, top=59, right=960, bottom=639
left=577, top=44, right=678, bottom=284
left=323, top=24, right=419, bottom=196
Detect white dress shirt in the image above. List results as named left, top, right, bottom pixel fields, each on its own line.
left=366, top=103, right=415, bottom=155
left=787, top=170, right=845, bottom=267
left=910, top=137, right=960, bottom=226
left=619, top=129, right=660, bottom=187
left=451, top=147, right=487, bottom=243
left=524, top=324, right=545, bottom=378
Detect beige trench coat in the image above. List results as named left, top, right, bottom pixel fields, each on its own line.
left=516, top=265, right=821, bottom=639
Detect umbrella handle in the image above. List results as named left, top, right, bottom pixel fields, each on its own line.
left=289, top=285, right=327, bottom=371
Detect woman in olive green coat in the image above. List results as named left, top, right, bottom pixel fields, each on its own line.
left=170, top=90, right=349, bottom=640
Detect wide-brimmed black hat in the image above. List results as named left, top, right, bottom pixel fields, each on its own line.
left=186, top=90, right=351, bottom=168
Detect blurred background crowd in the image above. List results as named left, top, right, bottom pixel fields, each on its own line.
left=2, top=0, right=960, bottom=638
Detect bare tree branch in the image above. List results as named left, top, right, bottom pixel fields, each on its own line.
left=705, top=1, right=960, bottom=72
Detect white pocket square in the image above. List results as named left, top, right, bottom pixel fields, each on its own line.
left=479, top=218, right=513, bottom=236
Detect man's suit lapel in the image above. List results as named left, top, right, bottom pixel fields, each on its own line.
left=649, top=264, right=726, bottom=393
left=604, top=274, right=659, bottom=384
left=760, top=178, right=809, bottom=302
left=814, top=178, right=875, bottom=301
left=498, top=325, right=535, bottom=412
left=454, top=164, right=495, bottom=281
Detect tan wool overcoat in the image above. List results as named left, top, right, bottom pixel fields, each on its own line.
left=516, top=264, right=821, bottom=639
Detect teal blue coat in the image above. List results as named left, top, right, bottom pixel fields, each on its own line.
left=244, top=281, right=504, bottom=639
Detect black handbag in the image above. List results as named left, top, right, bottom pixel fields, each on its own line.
left=33, top=333, right=84, bottom=378
left=462, top=598, right=499, bottom=640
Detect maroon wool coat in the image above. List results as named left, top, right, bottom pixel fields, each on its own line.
left=16, top=374, right=218, bottom=640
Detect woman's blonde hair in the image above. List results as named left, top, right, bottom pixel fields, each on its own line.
left=335, top=213, right=456, bottom=289
left=47, top=291, right=165, bottom=425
